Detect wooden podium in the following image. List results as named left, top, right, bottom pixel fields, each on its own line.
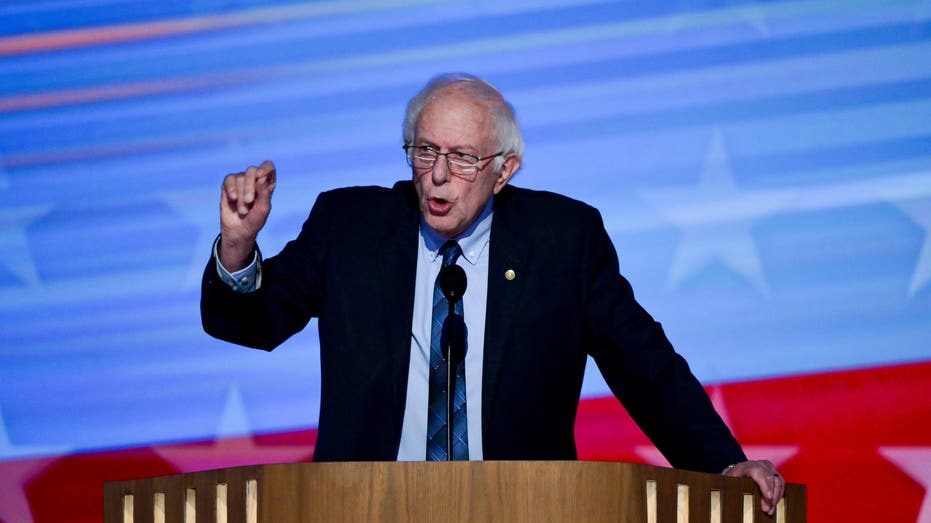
left=104, top=461, right=805, bottom=523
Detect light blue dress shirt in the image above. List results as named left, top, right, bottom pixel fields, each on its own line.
left=396, top=200, right=491, bottom=461
left=214, top=200, right=493, bottom=460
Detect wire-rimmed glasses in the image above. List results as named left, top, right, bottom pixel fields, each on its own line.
left=403, top=144, right=503, bottom=180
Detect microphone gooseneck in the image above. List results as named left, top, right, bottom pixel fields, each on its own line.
left=438, top=263, right=468, bottom=461
left=438, top=264, right=468, bottom=365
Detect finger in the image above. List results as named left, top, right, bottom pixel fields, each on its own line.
left=236, top=173, right=249, bottom=216
left=257, top=160, right=276, bottom=182
left=255, top=160, right=277, bottom=203
left=772, top=474, right=786, bottom=509
left=761, top=472, right=785, bottom=517
left=243, top=165, right=258, bottom=205
left=222, top=173, right=240, bottom=203
left=762, top=498, right=773, bottom=514
left=746, top=464, right=775, bottom=502
left=221, top=174, right=243, bottom=221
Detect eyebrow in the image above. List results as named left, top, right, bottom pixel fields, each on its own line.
left=413, top=140, right=479, bottom=155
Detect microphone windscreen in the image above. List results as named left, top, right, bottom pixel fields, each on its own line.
left=439, top=264, right=467, bottom=303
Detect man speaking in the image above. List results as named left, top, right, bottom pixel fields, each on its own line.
left=201, top=73, right=785, bottom=514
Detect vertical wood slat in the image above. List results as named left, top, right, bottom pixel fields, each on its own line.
left=184, top=488, right=196, bottom=523
left=677, top=484, right=689, bottom=523
left=123, top=494, right=133, bottom=523
left=245, top=480, right=257, bottom=523
left=153, top=492, right=165, bottom=523
left=646, top=480, right=657, bottom=523
left=152, top=475, right=183, bottom=523
left=710, top=490, right=722, bottom=523
left=216, top=483, right=228, bottom=523
left=743, top=493, right=754, bottom=523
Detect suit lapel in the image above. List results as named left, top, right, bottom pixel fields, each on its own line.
left=376, top=182, right=420, bottom=449
left=482, top=187, right=530, bottom=440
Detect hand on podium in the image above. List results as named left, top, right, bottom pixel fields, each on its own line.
left=723, top=459, right=785, bottom=516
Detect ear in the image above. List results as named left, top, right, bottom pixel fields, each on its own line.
left=493, top=154, right=520, bottom=194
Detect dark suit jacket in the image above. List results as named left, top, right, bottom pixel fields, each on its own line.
left=201, top=181, right=746, bottom=473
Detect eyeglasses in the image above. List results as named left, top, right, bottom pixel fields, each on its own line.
left=403, top=144, right=503, bottom=180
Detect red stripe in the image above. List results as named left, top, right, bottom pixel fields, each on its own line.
left=0, top=72, right=258, bottom=113
left=0, top=19, right=238, bottom=57
left=0, top=4, right=359, bottom=57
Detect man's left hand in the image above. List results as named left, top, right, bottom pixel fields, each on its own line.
left=722, top=460, right=785, bottom=517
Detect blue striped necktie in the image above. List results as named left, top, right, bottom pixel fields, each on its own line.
left=426, top=240, right=469, bottom=461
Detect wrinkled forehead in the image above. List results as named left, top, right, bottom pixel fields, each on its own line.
left=415, top=89, right=497, bottom=140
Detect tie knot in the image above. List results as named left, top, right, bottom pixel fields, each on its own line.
left=439, top=241, right=462, bottom=267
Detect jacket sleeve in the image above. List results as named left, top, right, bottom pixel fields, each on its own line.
left=580, top=207, right=747, bottom=473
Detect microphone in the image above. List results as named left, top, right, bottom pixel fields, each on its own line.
left=439, top=264, right=468, bottom=365
left=437, top=263, right=467, bottom=461
left=439, top=264, right=467, bottom=303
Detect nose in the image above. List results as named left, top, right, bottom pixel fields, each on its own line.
left=430, top=155, right=452, bottom=185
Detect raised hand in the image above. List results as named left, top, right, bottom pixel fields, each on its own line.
left=218, top=160, right=276, bottom=271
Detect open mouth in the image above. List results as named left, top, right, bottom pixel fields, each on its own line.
left=428, top=197, right=452, bottom=214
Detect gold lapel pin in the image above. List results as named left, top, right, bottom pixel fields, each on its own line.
left=505, top=269, right=516, bottom=281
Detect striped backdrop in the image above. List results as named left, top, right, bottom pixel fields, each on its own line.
left=1, top=1, right=929, bottom=521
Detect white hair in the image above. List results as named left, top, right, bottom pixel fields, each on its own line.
left=402, top=73, right=524, bottom=168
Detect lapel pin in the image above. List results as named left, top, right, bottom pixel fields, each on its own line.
left=505, top=269, right=516, bottom=281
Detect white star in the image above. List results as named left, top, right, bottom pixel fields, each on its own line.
left=879, top=446, right=931, bottom=523
left=0, top=456, right=59, bottom=523
left=160, top=180, right=315, bottom=288
left=639, top=130, right=796, bottom=293
left=0, top=404, right=71, bottom=523
left=159, top=186, right=224, bottom=287
left=662, top=1, right=771, bottom=36
left=0, top=205, right=52, bottom=287
left=732, top=0, right=771, bottom=36
left=889, top=198, right=931, bottom=296
left=154, top=386, right=314, bottom=472
left=635, top=386, right=798, bottom=468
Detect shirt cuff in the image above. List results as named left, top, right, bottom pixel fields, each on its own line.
left=212, top=235, right=262, bottom=293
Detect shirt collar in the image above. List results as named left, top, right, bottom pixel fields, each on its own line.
left=420, top=197, right=493, bottom=266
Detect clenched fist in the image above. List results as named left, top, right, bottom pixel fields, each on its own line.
left=219, top=160, right=276, bottom=271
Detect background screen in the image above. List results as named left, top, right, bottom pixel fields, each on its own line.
left=1, top=1, right=930, bottom=521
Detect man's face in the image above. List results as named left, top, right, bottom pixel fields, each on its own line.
left=412, top=91, right=517, bottom=238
